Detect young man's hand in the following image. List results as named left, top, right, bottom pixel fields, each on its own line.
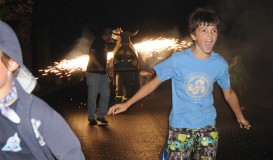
left=238, top=118, right=251, bottom=130
left=108, top=103, right=129, bottom=115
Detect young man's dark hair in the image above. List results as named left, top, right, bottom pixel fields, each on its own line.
left=189, top=9, right=220, bottom=34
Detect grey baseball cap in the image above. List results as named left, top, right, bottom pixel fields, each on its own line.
left=0, top=20, right=36, bottom=93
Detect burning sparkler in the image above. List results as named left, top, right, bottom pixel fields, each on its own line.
left=39, top=37, right=191, bottom=78
left=39, top=55, right=89, bottom=78
left=134, top=37, right=191, bottom=53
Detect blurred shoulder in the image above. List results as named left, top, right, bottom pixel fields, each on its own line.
left=31, top=95, right=56, bottom=114
left=171, top=48, right=192, bottom=58
left=211, top=51, right=228, bottom=66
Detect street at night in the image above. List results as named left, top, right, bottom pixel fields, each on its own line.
left=36, top=79, right=273, bottom=160
left=1, top=0, right=273, bottom=159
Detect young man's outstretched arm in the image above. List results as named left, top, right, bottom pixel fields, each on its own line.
left=223, top=88, right=251, bottom=129
left=108, top=76, right=162, bottom=115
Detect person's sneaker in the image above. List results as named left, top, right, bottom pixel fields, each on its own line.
left=96, top=118, right=108, bottom=126
left=88, top=119, right=97, bottom=126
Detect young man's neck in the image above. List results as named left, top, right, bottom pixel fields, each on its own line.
left=0, top=80, right=13, bottom=100
left=192, top=46, right=211, bottom=60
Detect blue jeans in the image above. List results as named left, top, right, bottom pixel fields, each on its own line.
left=160, top=142, right=169, bottom=160
left=85, top=72, right=110, bottom=119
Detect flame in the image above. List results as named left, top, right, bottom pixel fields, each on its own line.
left=39, top=38, right=191, bottom=78
left=134, top=37, right=190, bottom=53
left=107, top=52, right=114, bottom=61
left=40, top=55, right=89, bottom=78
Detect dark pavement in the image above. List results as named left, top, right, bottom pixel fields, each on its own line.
left=36, top=79, right=273, bottom=160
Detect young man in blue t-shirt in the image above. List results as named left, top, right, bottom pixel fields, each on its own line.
left=108, top=9, right=251, bottom=159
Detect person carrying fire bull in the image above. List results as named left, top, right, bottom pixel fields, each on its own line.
left=113, top=29, right=139, bottom=103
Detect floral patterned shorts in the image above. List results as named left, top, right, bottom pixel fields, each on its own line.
left=160, top=126, right=219, bottom=160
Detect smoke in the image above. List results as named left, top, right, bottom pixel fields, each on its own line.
left=210, top=0, right=273, bottom=98
left=160, top=26, right=183, bottom=39
left=214, top=0, right=273, bottom=59
left=66, top=26, right=95, bottom=59
left=135, top=26, right=193, bottom=72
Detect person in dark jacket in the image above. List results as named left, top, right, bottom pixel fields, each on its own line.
left=85, top=28, right=112, bottom=126
left=0, top=20, right=85, bottom=160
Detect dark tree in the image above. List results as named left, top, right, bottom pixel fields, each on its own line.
left=0, top=0, right=33, bottom=70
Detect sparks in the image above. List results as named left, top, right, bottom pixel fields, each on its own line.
left=107, top=52, right=114, bottom=61
left=39, top=37, right=191, bottom=78
left=134, top=37, right=190, bottom=53
left=39, top=55, right=89, bottom=78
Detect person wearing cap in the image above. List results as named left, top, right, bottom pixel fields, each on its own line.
left=0, top=20, right=85, bottom=159
left=85, top=28, right=112, bottom=126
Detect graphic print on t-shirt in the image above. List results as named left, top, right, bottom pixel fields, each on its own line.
left=2, top=132, right=22, bottom=152
left=184, top=72, right=212, bottom=100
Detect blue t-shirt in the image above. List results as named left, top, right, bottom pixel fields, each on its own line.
left=153, top=48, right=230, bottom=129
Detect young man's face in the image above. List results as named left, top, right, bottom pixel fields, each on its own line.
left=191, top=24, right=218, bottom=54
left=0, top=52, right=11, bottom=93
left=0, top=51, right=19, bottom=98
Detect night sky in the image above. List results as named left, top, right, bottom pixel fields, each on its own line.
left=33, top=0, right=210, bottom=36
left=32, top=0, right=273, bottom=92
left=32, top=0, right=212, bottom=64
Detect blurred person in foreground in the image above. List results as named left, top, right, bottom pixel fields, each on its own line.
left=108, top=9, right=251, bottom=159
left=0, top=20, right=85, bottom=159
